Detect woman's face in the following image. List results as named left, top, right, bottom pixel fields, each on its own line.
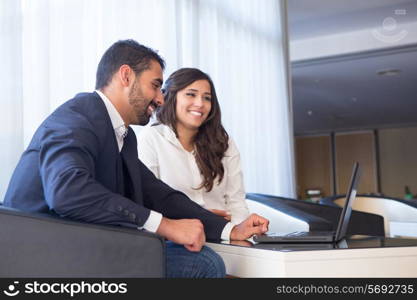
left=175, top=79, right=212, bottom=131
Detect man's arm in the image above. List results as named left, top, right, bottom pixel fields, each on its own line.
left=39, top=124, right=152, bottom=228
left=137, top=159, right=229, bottom=240
left=137, top=157, right=269, bottom=242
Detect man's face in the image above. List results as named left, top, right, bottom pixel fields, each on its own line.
left=128, top=60, right=163, bottom=125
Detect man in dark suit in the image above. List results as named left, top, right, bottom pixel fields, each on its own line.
left=4, top=39, right=269, bottom=277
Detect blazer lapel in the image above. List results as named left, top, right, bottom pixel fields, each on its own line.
left=120, top=127, right=142, bottom=203
left=116, top=154, right=125, bottom=196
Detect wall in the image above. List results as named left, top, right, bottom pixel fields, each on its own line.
left=295, top=126, right=417, bottom=199
left=335, top=131, right=377, bottom=194
left=379, top=126, right=417, bottom=198
left=295, top=135, right=332, bottom=199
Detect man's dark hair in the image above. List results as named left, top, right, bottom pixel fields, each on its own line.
left=95, top=39, right=165, bottom=90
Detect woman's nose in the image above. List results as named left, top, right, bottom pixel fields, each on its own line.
left=193, top=96, right=204, bottom=106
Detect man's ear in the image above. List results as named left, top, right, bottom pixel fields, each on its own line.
left=118, top=64, right=133, bottom=87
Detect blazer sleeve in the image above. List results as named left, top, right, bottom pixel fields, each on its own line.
left=224, top=139, right=250, bottom=224
left=137, top=159, right=229, bottom=240
left=39, top=122, right=152, bottom=228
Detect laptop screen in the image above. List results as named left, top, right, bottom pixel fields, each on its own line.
left=334, top=162, right=361, bottom=241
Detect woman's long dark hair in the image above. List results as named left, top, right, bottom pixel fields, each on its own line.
left=156, top=68, right=229, bottom=192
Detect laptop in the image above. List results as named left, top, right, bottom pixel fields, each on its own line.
left=253, top=162, right=360, bottom=243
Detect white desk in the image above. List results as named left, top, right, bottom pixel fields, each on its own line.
left=207, top=238, right=417, bottom=277
left=390, top=221, right=417, bottom=238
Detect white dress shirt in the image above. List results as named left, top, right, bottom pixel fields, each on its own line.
left=96, top=90, right=162, bottom=233
left=137, top=124, right=250, bottom=228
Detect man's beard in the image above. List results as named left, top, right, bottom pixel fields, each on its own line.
left=128, top=81, right=154, bottom=125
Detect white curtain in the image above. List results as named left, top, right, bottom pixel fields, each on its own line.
left=0, top=0, right=295, bottom=201
left=1, top=0, right=24, bottom=201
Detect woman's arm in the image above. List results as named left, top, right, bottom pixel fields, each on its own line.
left=223, top=139, right=250, bottom=224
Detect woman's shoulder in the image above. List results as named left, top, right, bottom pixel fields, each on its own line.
left=138, top=123, right=167, bottom=139
left=138, top=123, right=179, bottom=145
left=225, top=136, right=240, bottom=156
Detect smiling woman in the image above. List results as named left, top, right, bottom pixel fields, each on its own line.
left=175, top=79, right=213, bottom=138
left=137, top=68, right=250, bottom=224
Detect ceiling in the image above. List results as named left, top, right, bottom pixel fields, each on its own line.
left=288, top=0, right=417, bottom=40
left=288, top=0, right=417, bottom=135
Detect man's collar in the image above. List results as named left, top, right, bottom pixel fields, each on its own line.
left=95, top=90, right=127, bottom=136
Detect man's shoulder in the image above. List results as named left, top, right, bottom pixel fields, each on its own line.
left=50, top=92, right=106, bottom=124
left=67, top=91, right=103, bottom=111
left=40, top=92, right=111, bottom=141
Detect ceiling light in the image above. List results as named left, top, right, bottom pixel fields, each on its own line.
left=376, top=69, right=401, bottom=76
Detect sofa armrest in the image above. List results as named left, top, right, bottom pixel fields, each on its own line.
left=0, top=206, right=165, bottom=278
left=246, top=193, right=385, bottom=236
left=246, top=193, right=334, bottom=231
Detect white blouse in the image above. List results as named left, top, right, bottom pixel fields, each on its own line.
left=137, top=124, right=250, bottom=224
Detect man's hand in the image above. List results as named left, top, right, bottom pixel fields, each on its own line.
left=156, top=217, right=205, bottom=252
left=209, top=209, right=231, bottom=221
left=230, top=213, right=269, bottom=240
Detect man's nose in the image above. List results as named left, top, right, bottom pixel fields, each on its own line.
left=155, top=89, right=164, bottom=106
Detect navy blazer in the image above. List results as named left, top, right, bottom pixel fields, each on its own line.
left=4, top=92, right=228, bottom=239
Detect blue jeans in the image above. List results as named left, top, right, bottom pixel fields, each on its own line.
left=165, top=242, right=226, bottom=278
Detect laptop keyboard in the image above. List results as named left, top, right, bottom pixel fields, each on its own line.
left=286, top=231, right=307, bottom=237
left=284, top=231, right=334, bottom=237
